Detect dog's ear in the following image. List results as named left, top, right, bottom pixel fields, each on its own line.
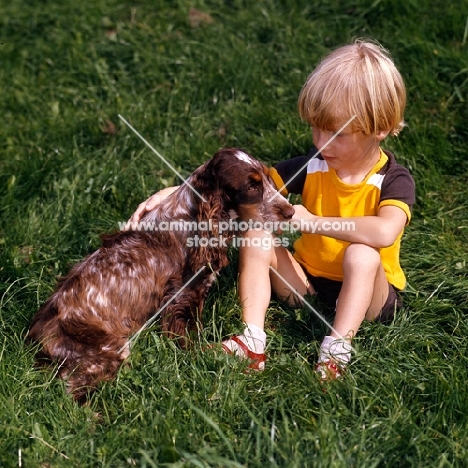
left=189, top=158, right=217, bottom=194
left=189, top=151, right=232, bottom=219
left=204, top=148, right=239, bottom=189
left=196, top=183, right=225, bottom=223
left=185, top=151, right=234, bottom=271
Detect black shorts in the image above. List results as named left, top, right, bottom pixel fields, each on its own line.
left=306, top=274, right=402, bottom=324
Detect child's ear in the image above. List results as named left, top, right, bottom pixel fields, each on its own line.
left=375, top=130, right=390, bottom=141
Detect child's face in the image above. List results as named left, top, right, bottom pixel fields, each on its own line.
left=312, top=125, right=382, bottom=173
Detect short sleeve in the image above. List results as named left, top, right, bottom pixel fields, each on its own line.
left=272, top=147, right=320, bottom=195
left=380, top=164, right=416, bottom=223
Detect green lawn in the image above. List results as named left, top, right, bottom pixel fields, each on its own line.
left=1, top=0, right=467, bottom=466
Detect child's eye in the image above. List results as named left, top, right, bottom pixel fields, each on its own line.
left=337, top=131, right=353, bottom=138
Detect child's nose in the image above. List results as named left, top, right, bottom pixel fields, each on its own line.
left=313, top=129, right=333, bottom=150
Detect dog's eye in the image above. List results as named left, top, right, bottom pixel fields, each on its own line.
left=248, top=185, right=260, bottom=192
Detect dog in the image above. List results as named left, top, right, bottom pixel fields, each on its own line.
left=26, top=148, right=294, bottom=403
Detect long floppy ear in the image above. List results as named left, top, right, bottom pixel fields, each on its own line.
left=189, top=154, right=229, bottom=222
left=197, top=186, right=226, bottom=223
left=186, top=155, right=232, bottom=272
left=186, top=190, right=231, bottom=273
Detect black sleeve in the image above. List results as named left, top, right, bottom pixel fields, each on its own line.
left=273, top=147, right=320, bottom=195
left=380, top=165, right=416, bottom=213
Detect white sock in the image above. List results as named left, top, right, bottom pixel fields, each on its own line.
left=318, top=335, right=352, bottom=366
left=223, top=323, right=266, bottom=355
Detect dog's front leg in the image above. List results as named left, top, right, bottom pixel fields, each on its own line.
left=160, top=298, right=195, bottom=349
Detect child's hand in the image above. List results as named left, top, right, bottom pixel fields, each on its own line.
left=128, top=186, right=179, bottom=224
left=289, top=204, right=318, bottom=233
left=291, top=204, right=316, bottom=223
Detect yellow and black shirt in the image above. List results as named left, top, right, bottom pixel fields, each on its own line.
left=269, top=147, right=416, bottom=290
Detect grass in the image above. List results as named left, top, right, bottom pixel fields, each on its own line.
left=1, top=0, right=468, bottom=466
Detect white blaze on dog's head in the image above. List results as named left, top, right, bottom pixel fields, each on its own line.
left=234, top=150, right=254, bottom=165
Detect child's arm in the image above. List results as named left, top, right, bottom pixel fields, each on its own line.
left=128, top=186, right=179, bottom=223
left=291, top=204, right=408, bottom=249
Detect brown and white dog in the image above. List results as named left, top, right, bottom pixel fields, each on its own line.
left=26, top=148, right=294, bottom=403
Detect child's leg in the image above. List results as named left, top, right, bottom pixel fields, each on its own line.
left=240, top=231, right=312, bottom=327
left=318, top=243, right=389, bottom=376
left=223, top=229, right=312, bottom=364
left=332, top=243, right=389, bottom=339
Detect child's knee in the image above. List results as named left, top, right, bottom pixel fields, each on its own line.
left=239, top=229, right=276, bottom=250
left=343, top=243, right=380, bottom=270
left=238, top=229, right=276, bottom=263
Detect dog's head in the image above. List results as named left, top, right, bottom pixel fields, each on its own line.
left=198, top=148, right=295, bottom=223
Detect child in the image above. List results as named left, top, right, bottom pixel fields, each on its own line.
left=129, top=39, right=415, bottom=379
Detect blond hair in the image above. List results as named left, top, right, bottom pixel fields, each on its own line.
left=298, top=40, right=406, bottom=136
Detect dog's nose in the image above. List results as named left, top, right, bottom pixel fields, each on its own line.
left=283, top=204, right=295, bottom=219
